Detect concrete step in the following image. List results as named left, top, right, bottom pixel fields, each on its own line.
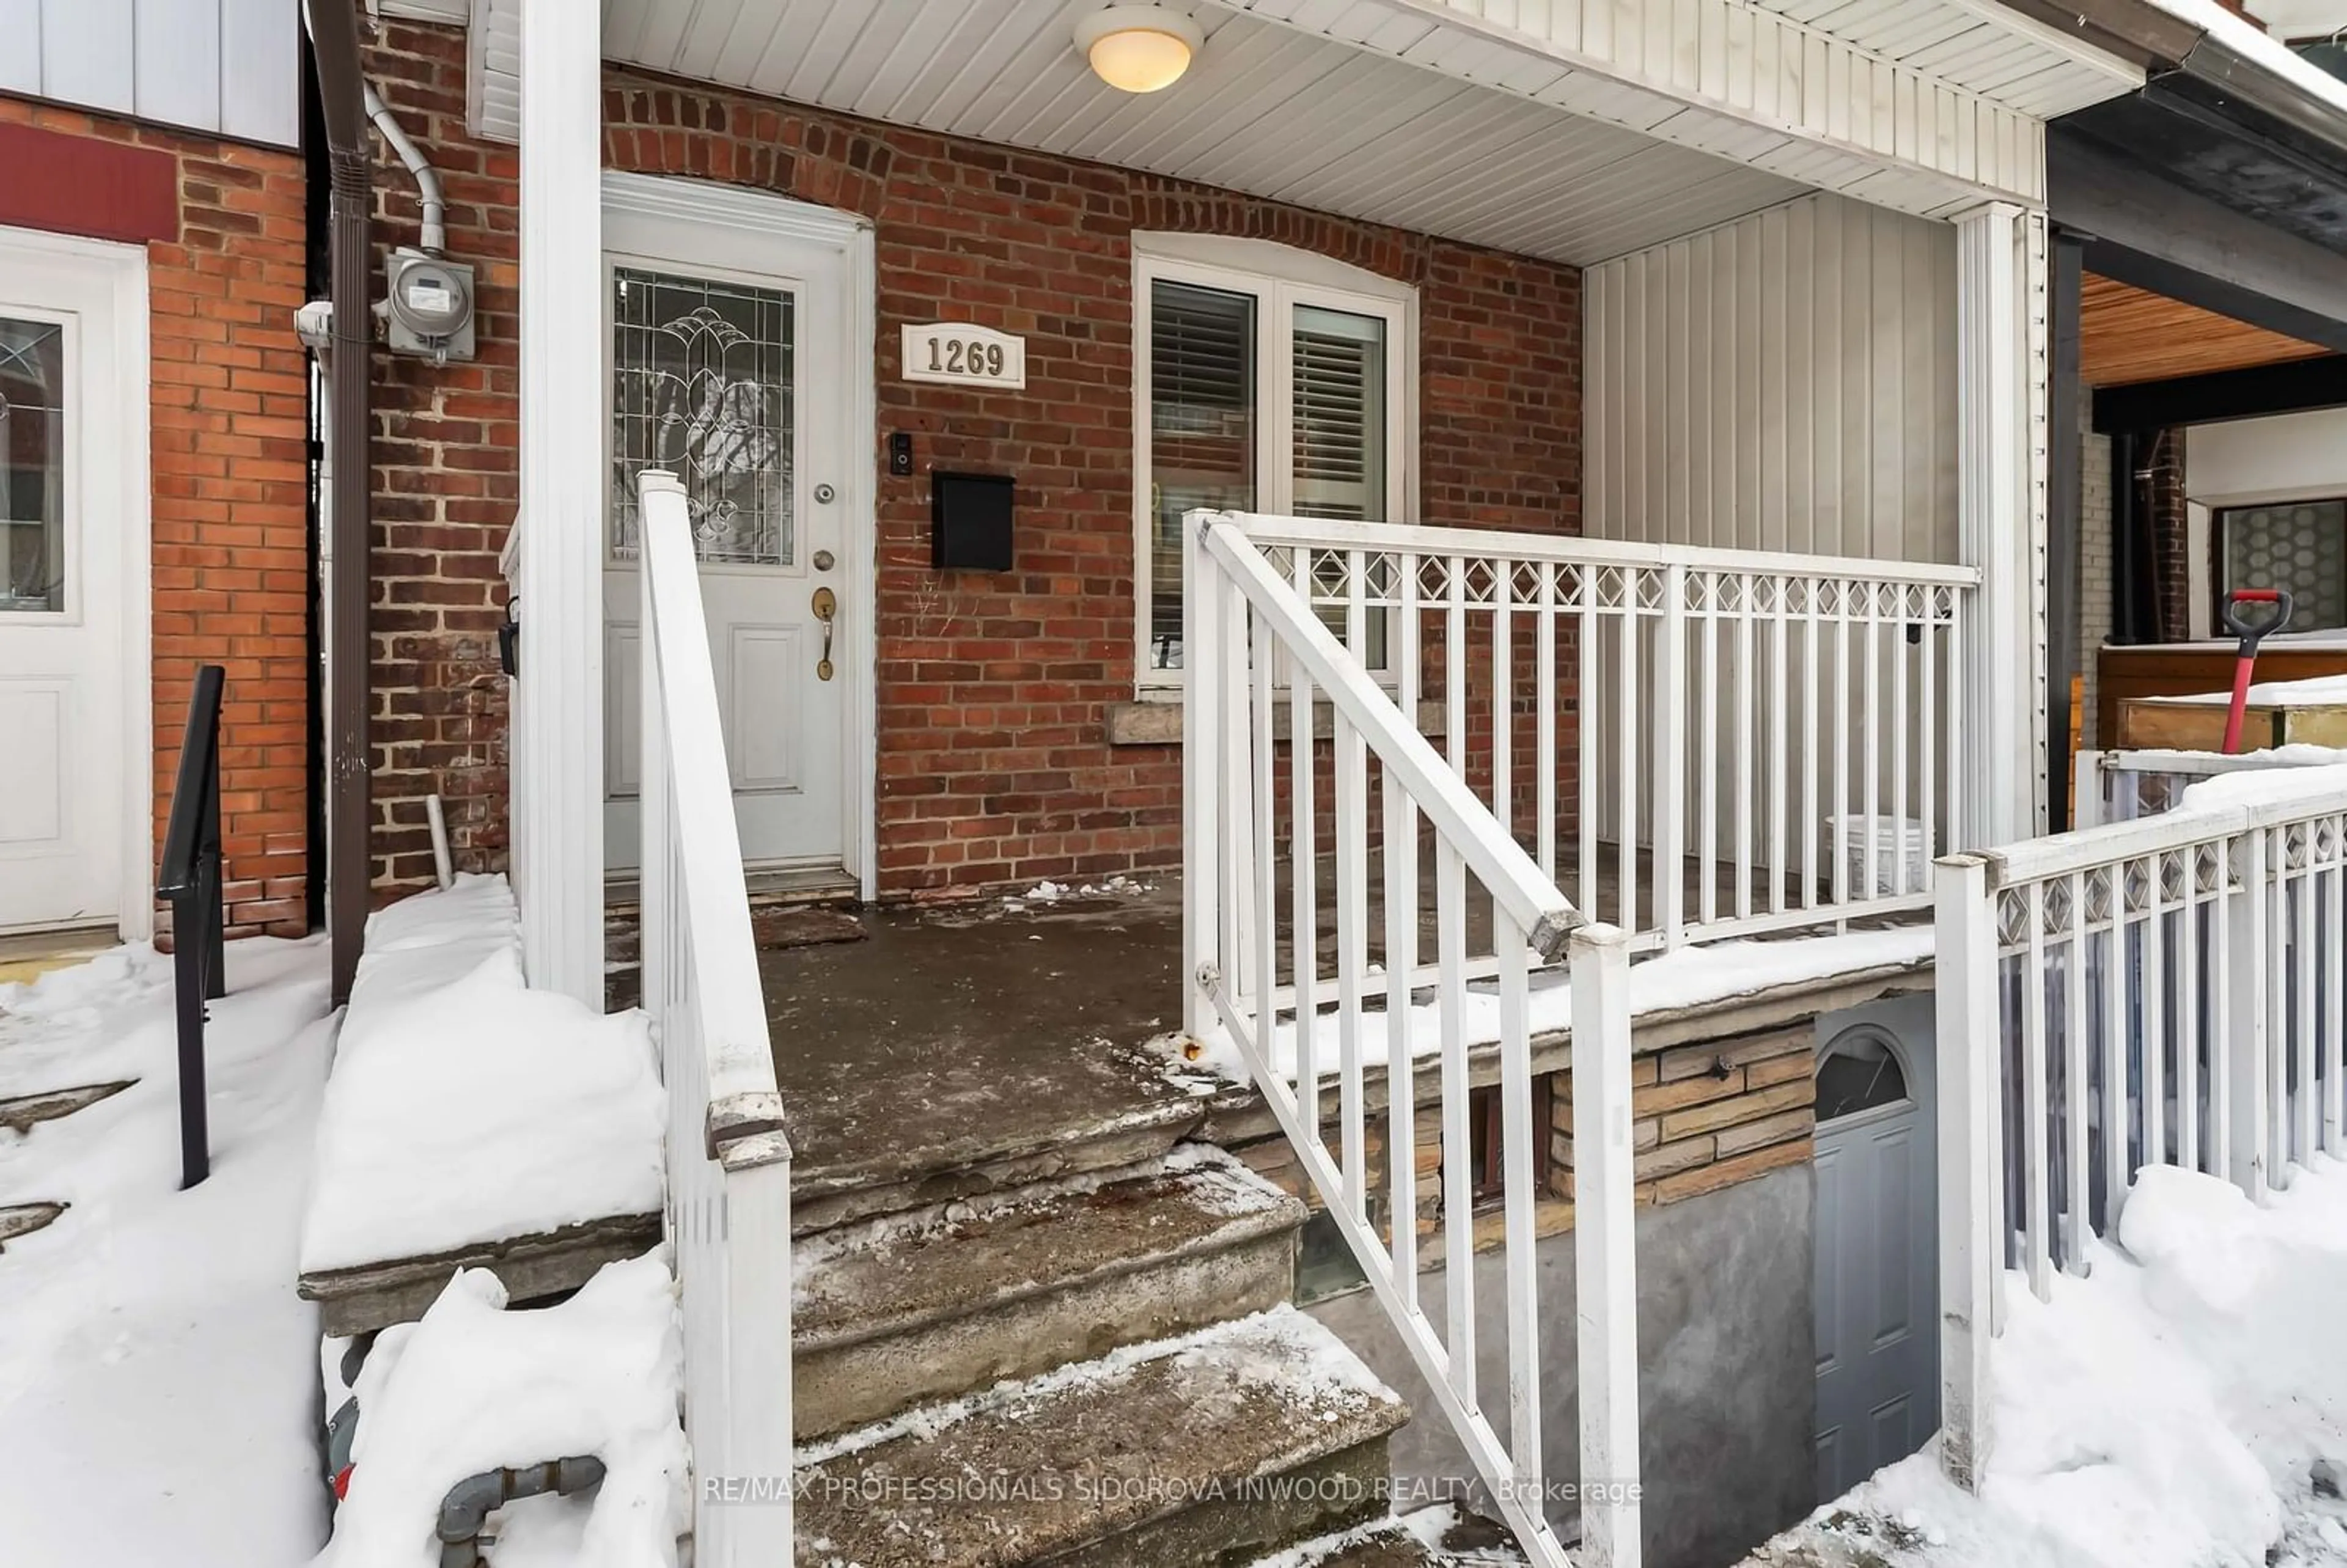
left=789, top=1081, right=1207, bottom=1237
left=793, top=1145, right=1308, bottom=1439
left=796, top=1306, right=1409, bottom=1568
left=1257, top=1521, right=1448, bottom=1567
left=1255, top=1508, right=1530, bottom=1567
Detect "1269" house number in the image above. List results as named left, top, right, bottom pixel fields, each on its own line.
left=901, top=323, right=1027, bottom=390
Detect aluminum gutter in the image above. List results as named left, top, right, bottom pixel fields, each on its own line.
left=2152, top=0, right=2347, bottom=133
left=2016, top=0, right=2347, bottom=152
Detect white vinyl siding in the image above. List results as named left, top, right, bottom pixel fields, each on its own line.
left=1585, top=192, right=1959, bottom=565
left=0, top=0, right=299, bottom=148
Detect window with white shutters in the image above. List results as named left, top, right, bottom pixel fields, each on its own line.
left=1146, top=282, right=1255, bottom=672
left=1133, top=243, right=1411, bottom=689
left=1290, top=305, right=1385, bottom=523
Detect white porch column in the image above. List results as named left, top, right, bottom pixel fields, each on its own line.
left=1955, top=202, right=2051, bottom=850
left=515, top=0, right=605, bottom=1005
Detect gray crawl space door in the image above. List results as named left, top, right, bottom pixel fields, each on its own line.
left=1813, top=995, right=1940, bottom=1500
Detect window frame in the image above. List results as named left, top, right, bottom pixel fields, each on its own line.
left=2213, top=494, right=2347, bottom=634
left=1465, top=1077, right=1557, bottom=1212
left=1131, top=233, right=1417, bottom=699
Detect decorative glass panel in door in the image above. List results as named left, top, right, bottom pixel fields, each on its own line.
left=0, top=317, right=65, bottom=613
left=610, top=268, right=794, bottom=566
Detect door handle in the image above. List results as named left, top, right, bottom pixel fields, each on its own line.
left=812, top=586, right=837, bottom=681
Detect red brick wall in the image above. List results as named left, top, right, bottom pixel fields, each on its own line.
left=0, top=100, right=310, bottom=937
left=361, top=31, right=520, bottom=893
left=2145, top=426, right=2192, bottom=641
left=361, top=21, right=1581, bottom=900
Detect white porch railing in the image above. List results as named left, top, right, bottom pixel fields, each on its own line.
left=1228, top=514, right=1980, bottom=954
left=636, top=472, right=795, bottom=1564
left=1184, top=510, right=1643, bottom=1568
left=1934, top=770, right=2347, bottom=1489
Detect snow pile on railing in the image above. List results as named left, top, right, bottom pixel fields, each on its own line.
left=299, top=875, right=664, bottom=1273
left=2177, top=760, right=2347, bottom=814
left=318, top=1255, right=687, bottom=1568
left=1762, top=1158, right=2347, bottom=1568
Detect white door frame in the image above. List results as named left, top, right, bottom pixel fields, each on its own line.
left=598, top=172, right=879, bottom=899
left=0, top=224, right=153, bottom=941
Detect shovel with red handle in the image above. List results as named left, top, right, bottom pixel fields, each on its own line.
left=2219, top=587, right=2296, bottom=754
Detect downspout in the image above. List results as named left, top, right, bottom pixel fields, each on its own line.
left=306, top=0, right=374, bottom=1007
left=361, top=83, right=446, bottom=256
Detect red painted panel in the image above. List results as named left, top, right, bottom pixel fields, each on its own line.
left=0, top=122, right=178, bottom=245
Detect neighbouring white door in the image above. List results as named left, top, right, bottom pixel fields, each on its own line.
left=1813, top=998, right=1940, bottom=1500
left=0, top=230, right=140, bottom=936
left=601, top=188, right=857, bottom=884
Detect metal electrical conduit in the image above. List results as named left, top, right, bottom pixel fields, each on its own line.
left=361, top=82, right=447, bottom=256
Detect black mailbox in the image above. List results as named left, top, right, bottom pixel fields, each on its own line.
left=931, top=471, right=1015, bottom=571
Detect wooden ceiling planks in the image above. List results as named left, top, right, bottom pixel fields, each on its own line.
left=2081, top=273, right=2332, bottom=387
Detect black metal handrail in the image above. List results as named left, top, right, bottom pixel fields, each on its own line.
left=158, top=664, right=227, bottom=1189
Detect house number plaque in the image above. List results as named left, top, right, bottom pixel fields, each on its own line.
left=901, top=323, right=1027, bottom=390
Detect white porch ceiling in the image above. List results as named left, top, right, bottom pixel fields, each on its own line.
left=586, top=0, right=1808, bottom=265
left=1220, top=0, right=2135, bottom=214
left=469, top=0, right=2146, bottom=259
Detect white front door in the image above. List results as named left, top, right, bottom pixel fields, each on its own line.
left=0, top=230, right=141, bottom=936
left=601, top=186, right=858, bottom=882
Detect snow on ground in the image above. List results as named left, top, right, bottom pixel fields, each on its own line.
left=1193, top=924, right=1934, bottom=1083
left=0, top=938, right=336, bottom=1568
left=1001, top=874, right=1155, bottom=910
left=320, top=1255, right=686, bottom=1568
left=1763, top=1158, right=2347, bottom=1568
left=299, top=874, right=664, bottom=1273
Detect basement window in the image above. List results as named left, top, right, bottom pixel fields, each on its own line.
left=1464, top=1079, right=1555, bottom=1212
left=1132, top=235, right=1415, bottom=694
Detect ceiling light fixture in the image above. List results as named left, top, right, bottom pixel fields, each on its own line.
left=1075, top=6, right=1203, bottom=93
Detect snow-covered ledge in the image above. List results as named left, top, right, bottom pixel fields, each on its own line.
left=295, top=875, right=664, bottom=1336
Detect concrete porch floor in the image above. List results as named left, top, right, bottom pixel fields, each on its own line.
left=758, top=877, right=1197, bottom=1206
left=752, top=846, right=1910, bottom=1206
